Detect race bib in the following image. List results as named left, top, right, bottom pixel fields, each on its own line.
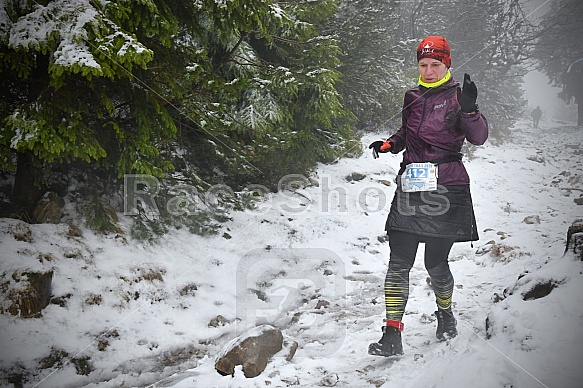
left=401, top=162, right=438, bottom=192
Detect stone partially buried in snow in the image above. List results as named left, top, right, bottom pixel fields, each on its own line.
left=4, top=270, right=54, bottom=318
left=522, top=215, right=540, bottom=224
left=215, top=325, right=283, bottom=378
left=345, top=172, right=366, bottom=182
left=565, top=219, right=583, bottom=260
left=32, top=192, right=64, bottom=224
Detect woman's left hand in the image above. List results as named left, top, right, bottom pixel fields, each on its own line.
left=457, top=73, right=478, bottom=113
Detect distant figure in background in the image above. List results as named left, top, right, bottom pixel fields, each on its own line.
left=531, top=106, right=542, bottom=128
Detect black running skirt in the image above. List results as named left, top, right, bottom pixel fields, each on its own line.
left=385, top=184, right=478, bottom=242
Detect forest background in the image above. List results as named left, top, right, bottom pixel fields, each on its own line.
left=0, top=0, right=581, bottom=239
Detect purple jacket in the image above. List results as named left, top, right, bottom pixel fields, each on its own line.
left=388, top=77, right=488, bottom=185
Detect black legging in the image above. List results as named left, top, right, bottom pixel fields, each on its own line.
left=384, top=230, right=455, bottom=321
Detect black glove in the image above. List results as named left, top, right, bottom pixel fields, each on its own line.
left=457, top=73, right=478, bottom=113
left=368, top=140, right=392, bottom=159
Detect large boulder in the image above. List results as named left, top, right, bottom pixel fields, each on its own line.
left=215, top=325, right=283, bottom=378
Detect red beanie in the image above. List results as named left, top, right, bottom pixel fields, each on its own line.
left=417, top=36, right=451, bottom=68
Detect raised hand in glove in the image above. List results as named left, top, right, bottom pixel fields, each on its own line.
left=457, top=73, right=478, bottom=113
left=369, top=140, right=392, bottom=159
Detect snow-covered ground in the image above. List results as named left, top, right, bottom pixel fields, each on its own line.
left=1, top=117, right=582, bottom=388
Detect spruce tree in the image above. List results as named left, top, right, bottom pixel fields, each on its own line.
left=0, top=0, right=358, bottom=224
left=329, top=0, right=410, bottom=132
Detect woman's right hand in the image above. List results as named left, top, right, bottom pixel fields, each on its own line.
left=369, top=140, right=392, bottom=159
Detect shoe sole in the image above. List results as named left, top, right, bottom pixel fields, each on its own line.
left=368, top=343, right=403, bottom=357
left=436, top=330, right=458, bottom=342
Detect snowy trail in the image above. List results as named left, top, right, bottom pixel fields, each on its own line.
left=158, top=120, right=583, bottom=388
left=1, top=119, right=582, bottom=388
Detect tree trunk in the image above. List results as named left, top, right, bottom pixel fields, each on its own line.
left=12, top=151, right=45, bottom=218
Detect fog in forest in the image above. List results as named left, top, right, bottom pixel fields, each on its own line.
left=522, top=0, right=578, bottom=122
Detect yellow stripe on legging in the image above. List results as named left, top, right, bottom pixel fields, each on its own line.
left=385, top=298, right=404, bottom=306
left=432, top=278, right=453, bottom=310
left=384, top=267, right=409, bottom=321
left=434, top=290, right=453, bottom=310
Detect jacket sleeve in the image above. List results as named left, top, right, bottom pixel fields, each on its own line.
left=460, top=110, right=488, bottom=145
left=388, top=126, right=406, bottom=153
